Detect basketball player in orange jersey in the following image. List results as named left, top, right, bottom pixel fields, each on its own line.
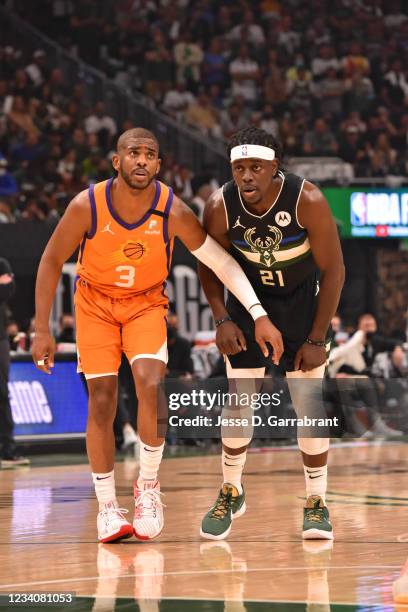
left=32, top=127, right=283, bottom=543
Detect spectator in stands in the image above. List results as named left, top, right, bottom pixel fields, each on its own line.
left=263, top=49, right=288, bottom=111
left=84, top=102, right=117, bottom=151
left=227, top=9, right=265, bottom=48
left=7, top=96, right=39, bottom=136
left=316, top=67, right=345, bottom=118
left=0, top=258, right=29, bottom=467
left=143, top=29, right=174, bottom=103
left=0, top=157, right=18, bottom=198
left=0, top=199, right=15, bottom=223
left=342, top=41, right=370, bottom=77
left=372, top=345, right=408, bottom=379
left=25, top=49, right=48, bottom=91
left=174, top=31, right=204, bottom=89
left=166, top=312, right=194, bottom=380
left=185, top=92, right=221, bottom=138
left=57, top=314, right=75, bottom=344
left=220, top=102, right=247, bottom=140
left=367, top=133, right=399, bottom=176
left=338, top=126, right=366, bottom=166
left=162, top=80, right=196, bottom=120
left=202, top=38, right=228, bottom=90
left=312, top=45, right=340, bottom=79
left=303, top=118, right=338, bottom=156
left=189, top=174, right=213, bottom=221
left=229, top=44, right=260, bottom=105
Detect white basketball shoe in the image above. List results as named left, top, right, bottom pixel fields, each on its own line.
left=97, top=502, right=134, bottom=543
left=133, top=481, right=164, bottom=540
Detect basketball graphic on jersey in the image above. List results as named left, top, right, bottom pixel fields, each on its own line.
left=123, top=241, right=147, bottom=260
left=109, top=240, right=149, bottom=265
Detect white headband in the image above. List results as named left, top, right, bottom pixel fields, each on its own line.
left=230, top=144, right=275, bottom=162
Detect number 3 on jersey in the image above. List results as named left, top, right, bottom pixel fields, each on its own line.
left=115, top=265, right=135, bottom=288
left=260, top=269, right=284, bottom=287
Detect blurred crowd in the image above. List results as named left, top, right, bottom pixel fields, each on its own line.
left=7, top=0, right=408, bottom=179
left=0, top=42, right=217, bottom=223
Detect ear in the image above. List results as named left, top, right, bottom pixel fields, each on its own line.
left=156, top=157, right=162, bottom=175
left=112, top=153, right=120, bottom=173
left=271, top=159, right=279, bottom=177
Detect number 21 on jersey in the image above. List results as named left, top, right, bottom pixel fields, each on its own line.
left=260, top=269, right=284, bottom=287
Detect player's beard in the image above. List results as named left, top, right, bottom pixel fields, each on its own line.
left=120, top=166, right=155, bottom=190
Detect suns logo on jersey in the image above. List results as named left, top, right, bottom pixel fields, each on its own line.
left=108, top=240, right=149, bottom=265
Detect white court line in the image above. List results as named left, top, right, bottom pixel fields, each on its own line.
left=0, top=565, right=401, bottom=590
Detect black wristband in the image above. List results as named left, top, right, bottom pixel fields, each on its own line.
left=306, top=337, right=326, bottom=347
left=215, top=316, right=232, bottom=328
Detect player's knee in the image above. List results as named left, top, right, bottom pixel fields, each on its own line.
left=135, top=373, right=164, bottom=401
left=297, top=437, right=330, bottom=455
left=222, top=437, right=252, bottom=453
left=89, top=385, right=117, bottom=424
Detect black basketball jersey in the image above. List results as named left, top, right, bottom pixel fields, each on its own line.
left=222, top=171, right=318, bottom=295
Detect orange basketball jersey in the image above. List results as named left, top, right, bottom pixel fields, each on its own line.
left=76, top=178, right=174, bottom=298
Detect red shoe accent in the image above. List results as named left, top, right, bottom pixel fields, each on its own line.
left=100, top=523, right=134, bottom=543
left=133, top=527, right=163, bottom=541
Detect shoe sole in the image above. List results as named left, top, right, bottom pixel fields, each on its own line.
left=99, top=524, right=134, bottom=543
left=302, top=528, right=334, bottom=540
left=133, top=527, right=163, bottom=541
left=200, top=501, right=247, bottom=541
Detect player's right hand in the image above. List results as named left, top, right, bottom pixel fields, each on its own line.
left=216, top=321, right=247, bottom=355
left=31, top=331, right=56, bottom=374
left=254, top=316, right=284, bottom=365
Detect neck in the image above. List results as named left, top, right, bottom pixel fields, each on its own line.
left=113, top=176, right=156, bottom=208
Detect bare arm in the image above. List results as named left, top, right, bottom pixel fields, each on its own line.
left=169, top=194, right=284, bottom=363
left=32, top=190, right=91, bottom=372
left=295, top=182, right=345, bottom=370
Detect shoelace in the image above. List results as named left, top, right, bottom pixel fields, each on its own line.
left=209, top=491, right=232, bottom=520
left=135, top=489, right=165, bottom=519
left=305, top=507, right=325, bottom=523
left=101, top=507, right=129, bottom=525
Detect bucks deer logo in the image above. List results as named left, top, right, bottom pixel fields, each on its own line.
left=244, top=226, right=282, bottom=267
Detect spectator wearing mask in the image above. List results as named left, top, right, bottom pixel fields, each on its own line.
left=0, top=258, right=29, bottom=467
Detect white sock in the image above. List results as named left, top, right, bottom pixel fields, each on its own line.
left=304, top=464, right=327, bottom=504
left=92, top=470, right=117, bottom=510
left=137, top=442, right=164, bottom=488
left=222, top=449, right=246, bottom=494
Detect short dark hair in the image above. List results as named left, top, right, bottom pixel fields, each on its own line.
left=116, top=127, right=159, bottom=152
left=227, top=126, right=284, bottom=171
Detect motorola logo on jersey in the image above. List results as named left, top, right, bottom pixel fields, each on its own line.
left=275, top=211, right=291, bottom=227
left=8, top=381, right=53, bottom=425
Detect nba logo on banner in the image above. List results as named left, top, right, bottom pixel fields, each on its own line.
left=350, top=193, right=367, bottom=226
left=241, top=145, right=248, bottom=156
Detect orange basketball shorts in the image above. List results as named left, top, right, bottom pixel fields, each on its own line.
left=74, top=279, right=168, bottom=377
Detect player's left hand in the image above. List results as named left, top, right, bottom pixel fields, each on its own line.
left=254, top=316, right=283, bottom=365
left=294, top=343, right=326, bottom=372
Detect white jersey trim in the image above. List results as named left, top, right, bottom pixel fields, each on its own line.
left=295, top=178, right=306, bottom=229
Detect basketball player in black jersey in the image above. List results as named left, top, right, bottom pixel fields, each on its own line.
left=199, top=127, right=345, bottom=540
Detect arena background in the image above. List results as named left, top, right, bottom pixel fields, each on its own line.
left=0, top=1, right=408, bottom=609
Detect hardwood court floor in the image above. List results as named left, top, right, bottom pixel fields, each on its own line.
left=0, top=442, right=407, bottom=611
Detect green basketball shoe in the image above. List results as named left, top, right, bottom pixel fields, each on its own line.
left=302, top=495, right=334, bottom=540
left=200, top=483, right=246, bottom=540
